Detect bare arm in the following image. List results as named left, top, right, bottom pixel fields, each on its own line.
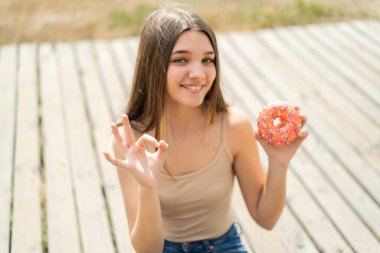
left=104, top=115, right=168, bottom=253
left=227, top=107, right=308, bottom=230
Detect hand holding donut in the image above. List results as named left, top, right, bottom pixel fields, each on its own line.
left=103, top=114, right=169, bottom=189
left=255, top=102, right=308, bottom=168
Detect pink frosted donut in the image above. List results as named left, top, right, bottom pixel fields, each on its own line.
left=257, top=102, right=302, bottom=146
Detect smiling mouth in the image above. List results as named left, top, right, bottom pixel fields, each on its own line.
left=180, top=84, right=205, bottom=93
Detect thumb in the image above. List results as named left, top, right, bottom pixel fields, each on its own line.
left=292, top=130, right=309, bottom=147
left=254, top=130, right=270, bottom=148
left=254, top=130, right=263, bottom=142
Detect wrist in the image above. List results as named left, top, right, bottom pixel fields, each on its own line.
left=268, top=159, right=289, bottom=171
left=138, top=184, right=159, bottom=197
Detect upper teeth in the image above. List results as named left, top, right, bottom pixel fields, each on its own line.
left=183, top=85, right=202, bottom=91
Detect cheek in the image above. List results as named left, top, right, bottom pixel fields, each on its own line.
left=167, top=66, right=184, bottom=82
left=166, top=68, right=181, bottom=94
left=207, top=67, right=217, bottom=83
left=166, top=68, right=175, bottom=88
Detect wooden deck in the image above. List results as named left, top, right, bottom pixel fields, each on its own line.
left=1, top=20, right=380, bottom=253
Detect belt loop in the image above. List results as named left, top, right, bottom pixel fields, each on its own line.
left=234, top=220, right=243, bottom=236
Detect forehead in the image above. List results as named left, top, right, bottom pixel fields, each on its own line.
left=172, top=30, right=214, bottom=52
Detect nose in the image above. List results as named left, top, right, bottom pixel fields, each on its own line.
left=188, top=62, right=206, bottom=80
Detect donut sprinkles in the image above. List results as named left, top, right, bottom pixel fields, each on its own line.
left=257, top=102, right=302, bottom=146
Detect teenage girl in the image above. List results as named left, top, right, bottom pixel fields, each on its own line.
left=103, top=7, right=308, bottom=253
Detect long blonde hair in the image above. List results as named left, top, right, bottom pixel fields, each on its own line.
left=125, top=7, right=227, bottom=139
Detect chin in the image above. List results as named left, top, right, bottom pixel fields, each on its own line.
left=166, top=93, right=208, bottom=109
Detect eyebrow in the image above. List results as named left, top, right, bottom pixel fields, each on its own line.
left=171, top=50, right=215, bottom=55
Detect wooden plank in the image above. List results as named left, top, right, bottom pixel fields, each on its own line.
left=303, top=24, right=380, bottom=173
left=218, top=33, right=376, bottom=249
left=300, top=129, right=380, bottom=238
left=78, top=40, right=134, bottom=253
left=305, top=24, right=380, bottom=109
left=235, top=28, right=377, bottom=159
left=0, top=44, right=17, bottom=253
left=11, top=43, right=42, bottom=253
left=38, top=43, right=81, bottom=253
left=56, top=42, right=115, bottom=253
left=350, top=20, right=380, bottom=85
left=239, top=232, right=255, bottom=253
left=368, top=20, right=380, bottom=29
left=93, top=40, right=125, bottom=118
left=250, top=28, right=369, bottom=145
left=290, top=152, right=380, bottom=252
left=285, top=171, right=354, bottom=253
left=221, top=73, right=283, bottom=253
left=344, top=22, right=380, bottom=68
left=228, top=92, right=353, bottom=253
left=274, top=206, right=317, bottom=253
left=254, top=29, right=380, bottom=204
left=232, top=184, right=289, bottom=253
left=351, top=20, right=380, bottom=48
left=332, top=22, right=380, bottom=70
left=313, top=22, right=380, bottom=98
left=276, top=24, right=379, bottom=154
left=125, top=37, right=139, bottom=65
left=219, top=36, right=316, bottom=252
left=219, top=51, right=351, bottom=252
left=227, top=31, right=380, bottom=237
left=109, top=39, right=134, bottom=93
left=226, top=29, right=380, bottom=247
left=277, top=27, right=380, bottom=134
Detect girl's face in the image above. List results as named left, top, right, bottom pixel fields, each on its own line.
left=166, top=30, right=216, bottom=109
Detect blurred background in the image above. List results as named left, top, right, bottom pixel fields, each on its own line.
left=1, top=0, right=380, bottom=45
left=2, top=1, right=380, bottom=253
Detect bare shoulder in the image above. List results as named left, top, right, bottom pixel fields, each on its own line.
left=225, top=106, right=256, bottom=156
left=226, top=106, right=252, bottom=126
left=226, top=106, right=255, bottom=135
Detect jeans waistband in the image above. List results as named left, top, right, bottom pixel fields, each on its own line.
left=182, top=221, right=242, bottom=245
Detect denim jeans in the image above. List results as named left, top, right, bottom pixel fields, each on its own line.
left=162, top=222, right=248, bottom=253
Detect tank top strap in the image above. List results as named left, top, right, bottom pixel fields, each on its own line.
left=221, top=112, right=228, bottom=144
left=221, top=112, right=233, bottom=162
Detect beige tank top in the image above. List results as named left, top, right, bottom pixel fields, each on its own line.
left=156, top=115, right=235, bottom=242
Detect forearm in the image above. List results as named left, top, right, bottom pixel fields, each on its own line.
left=131, top=186, right=164, bottom=253
left=256, top=160, right=289, bottom=230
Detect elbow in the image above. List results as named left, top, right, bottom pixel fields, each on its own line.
left=131, top=237, right=164, bottom=253
left=132, top=244, right=164, bottom=253
left=249, top=210, right=278, bottom=231
left=257, top=221, right=276, bottom=231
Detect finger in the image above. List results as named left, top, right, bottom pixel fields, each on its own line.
left=291, top=130, right=309, bottom=147
left=111, top=123, right=123, bottom=145
left=103, top=152, right=129, bottom=169
left=122, top=114, right=135, bottom=147
left=254, top=130, right=265, bottom=143
left=156, top=140, right=169, bottom=159
left=103, top=152, right=118, bottom=167
left=298, top=130, right=309, bottom=139
left=254, top=131, right=272, bottom=149
left=135, top=134, right=160, bottom=150
left=301, top=115, right=307, bottom=127
left=254, top=130, right=260, bottom=140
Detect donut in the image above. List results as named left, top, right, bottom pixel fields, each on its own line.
left=257, top=102, right=302, bottom=146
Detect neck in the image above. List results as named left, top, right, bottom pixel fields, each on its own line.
left=165, top=104, right=207, bottom=137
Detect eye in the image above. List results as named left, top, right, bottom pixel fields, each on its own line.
left=203, top=58, right=215, bottom=64
left=172, top=58, right=188, bottom=64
